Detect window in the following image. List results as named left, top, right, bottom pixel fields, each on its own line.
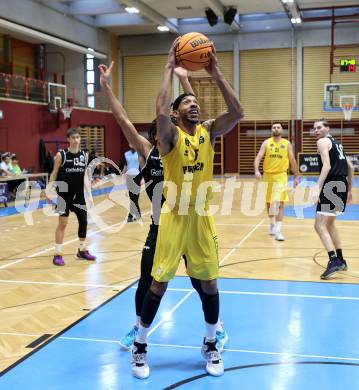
left=85, top=51, right=95, bottom=108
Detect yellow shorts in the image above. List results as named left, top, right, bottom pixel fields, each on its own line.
left=263, top=172, right=289, bottom=203
left=152, top=210, right=219, bottom=282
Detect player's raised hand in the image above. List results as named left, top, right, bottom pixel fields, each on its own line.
left=167, top=37, right=181, bottom=68
left=205, top=43, right=220, bottom=78
left=98, top=61, right=114, bottom=87
left=174, top=66, right=188, bottom=79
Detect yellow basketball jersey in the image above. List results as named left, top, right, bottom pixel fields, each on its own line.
left=161, top=124, right=214, bottom=209
left=263, top=137, right=289, bottom=174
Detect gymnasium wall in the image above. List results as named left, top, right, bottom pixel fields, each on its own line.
left=123, top=54, right=168, bottom=123
left=123, top=52, right=233, bottom=123
left=240, top=48, right=296, bottom=120
left=0, top=99, right=124, bottom=171
left=303, top=46, right=359, bottom=120
left=11, top=39, right=36, bottom=78
left=0, top=35, right=4, bottom=63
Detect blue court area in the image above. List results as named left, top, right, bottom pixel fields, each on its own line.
left=2, top=277, right=359, bottom=389
left=284, top=204, right=359, bottom=220
left=0, top=184, right=126, bottom=218
left=285, top=176, right=359, bottom=220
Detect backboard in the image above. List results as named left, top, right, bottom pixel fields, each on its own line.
left=323, top=82, right=359, bottom=112
left=48, top=82, right=67, bottom=113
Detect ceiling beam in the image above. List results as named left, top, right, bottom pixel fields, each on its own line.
left=0, top=17, right=106, bottom=58
left=205, top=0, right=224, bottom=17
left=96, top=13, right=151, bottom=27
left=69, top=0, right=124, bottom=16
left=115, top=0, right=178, bottom=33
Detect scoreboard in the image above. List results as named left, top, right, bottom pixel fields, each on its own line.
left=340, top=59, right=356, bottom=72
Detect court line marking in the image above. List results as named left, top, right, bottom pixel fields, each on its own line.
left=217, top=223, right=359, bottom=229
left=0, top=280, right=128, bottom=289
left=0, top=280, right=359, bottom=301
left=148, top=219, right=264, bottom=337
left=0, top=211, right=151, bottom=270
left=4, top=333, right=357, bottom=363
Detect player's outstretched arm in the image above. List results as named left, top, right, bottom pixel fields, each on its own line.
left=204, top=46, right=243, bottom=142
left=99, top=61, right=150, bottom=158
left=254, top=140, right=267, bottom=180
left=288, top=142, right=299, bottom=187
left=156, top=39, right=180, bottom=155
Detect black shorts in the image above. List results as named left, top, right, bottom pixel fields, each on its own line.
left=316, top=176, right=348, bottom=216
left=56, top=192, right=86, bottom=217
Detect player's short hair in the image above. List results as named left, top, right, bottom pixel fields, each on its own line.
left=272, top=122, right=282, bottom=128
left=315, top=118, right=329, bottom=127
left=67, top=127, right=81, bottom=138
left=172, top=93, right=195, bottom=111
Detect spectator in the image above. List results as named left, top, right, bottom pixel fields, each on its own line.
left=0, top=153, right=13, bottom=176
left=10, top=155, right=22, bottom=175
left=123, top=144, right=142, bottom=222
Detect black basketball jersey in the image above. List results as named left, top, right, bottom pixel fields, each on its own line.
left=57, top=149, right=87, bottom=194
left=140, top=147, right=165, bottom=224
left=318, top=135, right=348, bottom=178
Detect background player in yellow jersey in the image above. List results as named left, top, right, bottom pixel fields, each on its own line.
left=130, top=39, right=243, bottom=379
left=254, top=123, right=299, bottom=241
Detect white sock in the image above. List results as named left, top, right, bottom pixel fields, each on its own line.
left=215, top=319, right=223, bottom=332
left=276, top=221, right=282, bottom=232
left=269, top=217, right=275, bottom=226
left=135, top=316, right=141, bottom=328
left=136, top=324, right=150, bottom=344
left=55, top=244, right=62, bottom=254
left=205, top=322, right=217, bottom=342
left=79, top=241, right=87, bottom=251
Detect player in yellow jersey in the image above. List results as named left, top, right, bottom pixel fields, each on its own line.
left=254, top=123, right=299, bottom=241
left=130, top=39, right=243, bottom=379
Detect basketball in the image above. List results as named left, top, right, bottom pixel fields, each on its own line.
left=176, top=32, right=213, bottom=71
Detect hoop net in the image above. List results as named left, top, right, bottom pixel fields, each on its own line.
left=342, top=103, right=353, bottom=121
left=60, top=105, right=73, bottom=119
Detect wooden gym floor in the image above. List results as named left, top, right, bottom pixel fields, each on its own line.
left=0, top=177, right=358, bottom=373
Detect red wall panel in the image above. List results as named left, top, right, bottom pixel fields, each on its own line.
left=0, top=99, right=125, bottom=171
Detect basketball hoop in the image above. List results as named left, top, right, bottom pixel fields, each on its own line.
left=342, top=103, right=353, bottom=121
left=60, top=104, right=73, bottom=120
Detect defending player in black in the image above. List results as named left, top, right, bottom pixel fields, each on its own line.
left=312, top=120, right=354, bottom=279
left=47, top=127, right=96, bottom=266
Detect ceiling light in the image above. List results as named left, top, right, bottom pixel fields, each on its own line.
left=291, top=17, right=297, bottom=23
left=295, top=17, right=302, bottom=23
left=157, top=25, right=170, bottom=32
left=125, top=7, right=139, bottom=14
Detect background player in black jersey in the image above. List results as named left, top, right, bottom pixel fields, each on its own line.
left=99, top=61, right=228, bottom=355
left=47, top=127, right=96, bottom=266
left=312, top=120, right=354, bottom=279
